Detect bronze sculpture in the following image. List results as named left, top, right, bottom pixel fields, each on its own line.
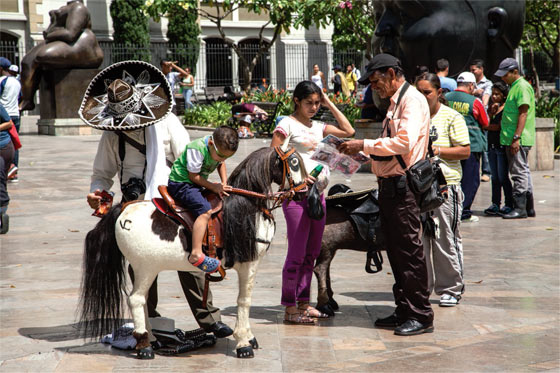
left=20, top=0, right=103, bottom=111
left=372, top=0, right=525, bottom=79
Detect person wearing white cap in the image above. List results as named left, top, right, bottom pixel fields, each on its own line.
left=445, top=72, right=489, bottom=223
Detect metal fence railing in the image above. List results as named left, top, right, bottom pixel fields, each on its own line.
left=0, top=40, right=28, bottom=66
left=98, top=41, right=367, bottom=92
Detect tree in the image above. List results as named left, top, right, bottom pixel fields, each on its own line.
left=521, top=1, right=559, bottom=80
left=145, top=0, right=338, bottom=92
left=166, top=3, right=200, bottom=75
left=332, top=0, right=376, bottom=60
left=110, top=0, right=151, bottom=61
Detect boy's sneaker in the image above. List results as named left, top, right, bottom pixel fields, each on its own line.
left=462, top=215, right=479, bottom=223
left=499, top=206, right=513, bottom=215
left=8, top=173, right=18, bottom=183
left=483, top=204, right=500, bottom=216
left=439, top=294, right=459, bottom=307
left=7, top=164, right=17, bottom=178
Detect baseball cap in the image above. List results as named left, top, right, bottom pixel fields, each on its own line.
left=332, top=64, right=342, bottom=71
left=8, top=65, right=18, bottom=74
left=494, top=57, right=519, bottom=77
left=457, top=72, right=476, bottom=83
left=358, top=53, right=401, bottom=85
left=0, top=57, right=11, bottom=69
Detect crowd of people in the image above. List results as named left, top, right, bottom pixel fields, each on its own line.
left=2, top=51, right=537, bottom=339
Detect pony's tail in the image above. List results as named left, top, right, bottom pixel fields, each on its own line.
left=78, top=204, right=127, bottom=340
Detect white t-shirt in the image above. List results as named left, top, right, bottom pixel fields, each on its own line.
left=0, top=76, right=21, bottom=116
left=274, top=116, right=330, bottom=192
left=166, top=72, right=181, bottom=105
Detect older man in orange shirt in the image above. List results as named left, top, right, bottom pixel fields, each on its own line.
left=340, top=54, right=433, bottom=336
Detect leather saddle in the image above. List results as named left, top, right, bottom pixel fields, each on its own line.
left=153, top=185, right=224, bottom=257
left=326, top=184, right=385, bottom=274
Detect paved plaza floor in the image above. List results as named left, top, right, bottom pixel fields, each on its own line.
left=1, top=128, right=559, bottom=372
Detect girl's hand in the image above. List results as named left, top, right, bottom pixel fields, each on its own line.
left=320, top=90, right=331, bottom=107
left=304, top=175, right=317, bottom=186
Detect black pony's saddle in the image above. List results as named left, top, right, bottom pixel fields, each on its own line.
left=326, top=184, right=385, bottom=273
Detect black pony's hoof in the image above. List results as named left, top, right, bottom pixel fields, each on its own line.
left=327, top=298, right=339, bottom=311
left=237, top=346, right=254, bottom=358
left=137, top=346, right=155, bottom=359
left=249, top=337, right=259, bottom=349
left=317, top=304, right=335, bottom=317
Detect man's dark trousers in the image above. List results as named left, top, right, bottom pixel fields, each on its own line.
left=378, top=176, right=434, bottom=325
left=128, top=267, right=220, bottom=330
left=460, top=152, right=481, bottom=220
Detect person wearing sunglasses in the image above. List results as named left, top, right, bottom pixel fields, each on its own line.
left=168, top=126, right=239, bottom=273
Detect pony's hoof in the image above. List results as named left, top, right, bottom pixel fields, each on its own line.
left=249, top=337, right=259, bottom=349
left=137, top=346, right=154, bottom=359
left=327, top=298, right=339, bottom=311
left=317, top=304, right=335, bottom=317
left=236, top=346, right=254, bottom=358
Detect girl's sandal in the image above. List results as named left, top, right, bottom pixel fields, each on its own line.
left=298, top=304, right=329, bottom=319
left=283, top=311, right=315, bottom=325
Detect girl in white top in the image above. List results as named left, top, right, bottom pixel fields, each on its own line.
left=270, top=80, right=354, bottom=324
left=310, top=64, right=327, bottom=92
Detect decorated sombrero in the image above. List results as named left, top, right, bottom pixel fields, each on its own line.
left=79, top=60, right=172, bottom=131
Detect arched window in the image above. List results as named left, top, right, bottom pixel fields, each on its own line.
left=204, top=37, right=232, bottom=87
left=0, top=32, right=21, bottom=66
left=238, top=38, right=270, bottom=88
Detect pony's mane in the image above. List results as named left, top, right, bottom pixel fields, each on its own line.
left=222, top=147, right=277, bottom=266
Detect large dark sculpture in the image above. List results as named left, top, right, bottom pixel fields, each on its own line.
left=372, top=0, right=525, bottom=78
left=20, top=0, right=103, bottom=110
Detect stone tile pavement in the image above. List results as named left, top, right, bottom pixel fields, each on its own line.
left=1, top=129, right=559, bottom=372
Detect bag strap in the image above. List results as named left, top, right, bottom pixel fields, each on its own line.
left=395, top=137, right=433, bottom=171
left=116, top=130, right=147, bottom=183
left=383, top=82, right=410, bottom=138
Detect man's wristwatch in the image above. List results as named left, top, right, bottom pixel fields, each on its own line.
left=512, top=134, right=521, bottom=142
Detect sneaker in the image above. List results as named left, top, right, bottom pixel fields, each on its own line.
left=483, top=204, right=500, bottom=216
left=462, top=215, right=479, bottom=223
left=7, top=175, right=18, bottom=183
left=7, top=164, right=17, bottom=178
left=481, top=174, right=490, bottom=182
left=499, top=206, right=513, bottom=215
left=439, top=294, right=459, bottom=307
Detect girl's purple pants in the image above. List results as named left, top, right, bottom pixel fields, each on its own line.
left=281, top=195, right=326, bottom=306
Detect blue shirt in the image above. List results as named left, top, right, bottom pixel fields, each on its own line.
left=0, top=104, right=11, bottom=148
left=439, top=76, right=457, bottom=92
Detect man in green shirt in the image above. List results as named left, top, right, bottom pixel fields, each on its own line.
left=494, top=58, right=536, bottom=219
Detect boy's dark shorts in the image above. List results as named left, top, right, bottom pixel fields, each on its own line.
left=167, top=180, right=211, bottom=218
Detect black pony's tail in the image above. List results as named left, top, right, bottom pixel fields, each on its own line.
left=78, top=204, right=127, bottom=340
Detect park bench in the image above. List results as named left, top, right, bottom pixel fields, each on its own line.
left=312, top=104, right=349, bottom=123
left=203, top=86, right=225, bottom=103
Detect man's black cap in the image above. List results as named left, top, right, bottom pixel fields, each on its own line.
left=332, top=64, right=342, bottom=71
left=358, top=53, right=401, bottom=85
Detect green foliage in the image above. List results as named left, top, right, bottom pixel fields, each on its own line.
left=183, top=101, right=232, bottom=128
left=166, top=3, right=200, bottom=75
left=535, top=93, right=560, bottom=151
left=332, top=0, right=375, bottom=57
left=242, top=89, right=294, bottom=116
left=110, top=0, right=151, bottom=61
left=328, top=92, right=360, bottom=126
left=521, top=0, right=560, bottom=75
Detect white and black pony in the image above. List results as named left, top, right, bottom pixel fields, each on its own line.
left=79, top=147, right=307, bottom=359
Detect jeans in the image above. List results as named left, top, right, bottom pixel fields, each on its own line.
left=460, top=152, right=481, bottom=220
left=10, top=116, right=20, bottom=167
left=481, top=131, right=491, bottom=176
left=488, top=145, right=513, bottom=207
left=183, top=89, right=194, bottom=110
left=0, top=141, right=14, bottom=207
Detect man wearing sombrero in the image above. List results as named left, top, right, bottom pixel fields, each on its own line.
left=80, top=60, right=233, bottom=339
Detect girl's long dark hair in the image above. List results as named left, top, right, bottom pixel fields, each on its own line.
left=416, top=72, right=448, bottom=105
left=292, top=80, right=322, bottom=112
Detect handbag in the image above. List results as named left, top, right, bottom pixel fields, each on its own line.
left=8, top=123, right=21, bottom=150
left=396, top=138, right=447, bottom=213
left=306, top=183, right=325, bottom=220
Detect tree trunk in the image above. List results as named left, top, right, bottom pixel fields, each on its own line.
left=241, top=65, right=253, bottom=94
left=528, top=39, right=541, bottom=99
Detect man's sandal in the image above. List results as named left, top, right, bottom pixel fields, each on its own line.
left=298, top=304, right=329, bottom=318
left=283, top=311, right=315, bottom=325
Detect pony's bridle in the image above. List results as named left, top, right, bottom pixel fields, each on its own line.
left=274, top=146, right=308, bottom=196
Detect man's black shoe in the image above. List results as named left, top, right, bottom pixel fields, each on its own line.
left=209, top=321, right=233, bottom=338
left=394, top=319, right=434, bottom=336
left=374, top=313, right=402, bottom=328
